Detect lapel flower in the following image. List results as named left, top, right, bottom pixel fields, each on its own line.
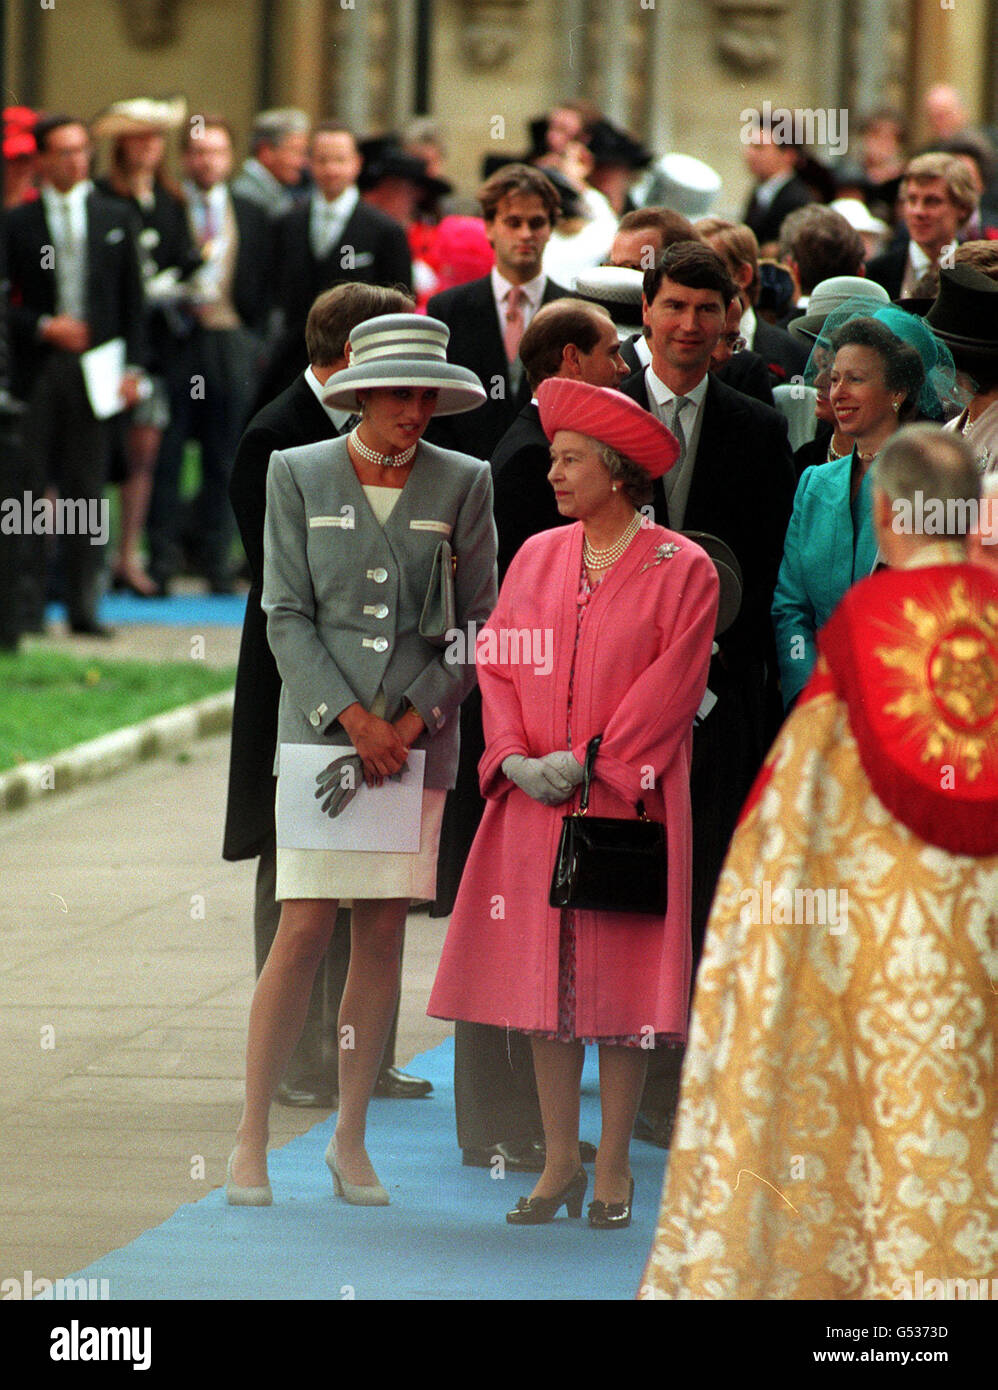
left=641, top=542, right=681, bottom=572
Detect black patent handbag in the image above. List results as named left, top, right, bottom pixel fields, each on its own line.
left=549, top=736, right=668, bottom=916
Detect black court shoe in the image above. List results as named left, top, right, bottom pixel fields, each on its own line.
left=505, top=1168, right=587, bottom=1225
left=588, top=1177, right=635, bottom=1229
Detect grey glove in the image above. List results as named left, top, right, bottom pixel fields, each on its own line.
left=315, top=754, right=363, bottom=818
left=315, top=754, right=404, bottom=818
left=539, top=750, right=584, bottom=790
left=502, top=752, right=582, bottom=806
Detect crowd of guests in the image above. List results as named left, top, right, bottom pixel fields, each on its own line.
left=4, top=86, right=997, bottom=1292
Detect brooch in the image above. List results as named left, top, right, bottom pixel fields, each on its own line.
left=640, top=542, right=680, bottom=572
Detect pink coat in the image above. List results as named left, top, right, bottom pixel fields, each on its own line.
left=428, top=521, right=719, bottom=1039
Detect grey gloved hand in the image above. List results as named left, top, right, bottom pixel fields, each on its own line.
left=315, top=754, right=364, bottom=818
left=539, top=750, right=584, bottom=790
left=315, top=754, right=405, bottom=818
left=502, top=752, right=581, bottom=806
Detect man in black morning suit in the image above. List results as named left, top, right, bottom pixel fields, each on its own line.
left=223, top=283, right=429, bottom=1107
left=425, top=163, right=572, bottom=462
left=619, top=242, right=795, bottom=1146
left=5, top=115, right=146, bottom=633
left=263, top=123, right=413, bottom=402
left=146, top=116, right=273, bottom=593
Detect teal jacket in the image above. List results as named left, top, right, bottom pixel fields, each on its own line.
left=772, top=449, right=879, bottom=707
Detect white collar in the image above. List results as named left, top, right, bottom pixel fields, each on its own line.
left=244, top=157, right=281, bottom=193
left=42, top=179, right=92, bottom=210
left=739, top=303, right=757, bottom=346
left=908, top=239, right=933, bottom=276
left=312, top=185, right=359, bottom=219
left=491, top=266, right=546, bottom=310
left=305, top=366, right=353, bottom=431
left=645, top=365, right=710, bottom=411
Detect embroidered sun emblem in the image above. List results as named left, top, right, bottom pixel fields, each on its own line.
left=874, top=577, right=998, bottom=782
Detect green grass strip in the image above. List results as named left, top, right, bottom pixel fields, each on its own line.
left=0, top=650, right=235, bottom=771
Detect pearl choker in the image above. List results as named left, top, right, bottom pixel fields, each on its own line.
left=582, top=511, right=642, bottom=570
left=349, top=429, right=417, bottom=469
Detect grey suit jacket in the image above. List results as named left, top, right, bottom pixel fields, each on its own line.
left=263, top=435, right=498, bottom=789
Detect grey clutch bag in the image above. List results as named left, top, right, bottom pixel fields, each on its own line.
left=418, top=539, right=457, bottom=646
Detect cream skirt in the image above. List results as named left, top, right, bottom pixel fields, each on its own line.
left=275, top=785, right=446, bottom=902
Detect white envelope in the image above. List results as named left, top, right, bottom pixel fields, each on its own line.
left=276, top=744, right=425, bottom=852
left=79, top=337, right=127, bottom=419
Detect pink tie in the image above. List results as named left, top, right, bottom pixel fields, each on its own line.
left=503, top=286, right=525, bottom=364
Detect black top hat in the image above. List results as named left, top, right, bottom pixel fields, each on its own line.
left=586, top=119, right=652, bottom=171
left=358, top=136, right=452, bottom=200
left=925, top=265, right=998, bottom=359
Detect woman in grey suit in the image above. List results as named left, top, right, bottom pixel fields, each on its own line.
left=227, top=315, right=496, bottom=1206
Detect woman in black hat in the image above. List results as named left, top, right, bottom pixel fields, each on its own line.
left=931, top=262, right=998, bottom=476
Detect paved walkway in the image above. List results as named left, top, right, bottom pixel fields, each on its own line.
left=0, top=611, right=453, bottom=1289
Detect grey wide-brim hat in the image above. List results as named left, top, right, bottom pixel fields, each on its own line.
left=573, top=265, right=644, bottom=332
left=787, top=275, right=891, bottom=345
left=322, top=314, right=487, bottom=416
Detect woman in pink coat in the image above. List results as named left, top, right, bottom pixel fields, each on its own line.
left=428, top=378, right=718, bottom=1229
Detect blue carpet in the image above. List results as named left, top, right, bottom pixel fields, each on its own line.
left=46, top=593, right=247, bottom=628
left=71, top=1039, right=669, bottom=1300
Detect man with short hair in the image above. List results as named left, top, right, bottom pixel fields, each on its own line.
left=264, top=122, right=413, bottom=398
left=610, top=207, right=696, bottom=272
left=741, top=112, right=814, bottom=249
left=492, top=299, right=628, bottom=575
left=867, top=152, right=979, bottom=300
left=776, top=204, right=866, bottom=313
left=6, top=114, right=146, bottom=633
left=696, top=216, right=806, bottom=389
left=224, top=282, right=431, bottom=1108
left=231, top=108, right=310, bottom=217
left=426, top=163, right=572, bottom=460
left=147, top=115, right=273, bottom=593
left=621, top=239, right=795, bottom=1008
left=609, top=207, right=697, bottom=375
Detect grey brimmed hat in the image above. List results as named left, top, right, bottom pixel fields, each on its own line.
left=573, top=265, right=644, bottom=331
left=787, top=275, right=891, bottom=344
left=322, top=314, right=487, bottom=416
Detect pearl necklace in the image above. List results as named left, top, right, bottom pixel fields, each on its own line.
left=349, top=429, right=416, bottom=469
left=582, top=511, right=642, bottom=570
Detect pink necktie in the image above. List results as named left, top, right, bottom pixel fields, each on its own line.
left=503, top=286, right=525, bottom=364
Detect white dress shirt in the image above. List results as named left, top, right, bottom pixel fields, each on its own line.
left=305, top=366, right=354, bottom=432
left=643, top=366, right=710, bottom=530
left=41, top=179, right=92, bottom=321
left=310, top=185, right=360, bottom=261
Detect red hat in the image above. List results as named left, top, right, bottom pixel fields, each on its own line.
left=3, top=106, right=37, bottom=160
left=819, top=563, right=998, bottom=857
left=537, top=378, right=680, bottom=478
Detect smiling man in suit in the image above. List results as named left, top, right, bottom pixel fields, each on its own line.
left=426, top=163, right=571, bottom=460
left=6, top=114, right=146, bottom=635
left=224, top=282, right=431, bottom=1108
left=619, top=243, right=795, bottom=1145
left=263, top=123, right=413, bottom=399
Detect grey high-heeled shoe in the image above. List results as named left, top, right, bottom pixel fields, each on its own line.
left=324, top=1137, right=390, bottom=1206
left=225, top=1149, right=273, bottom=1206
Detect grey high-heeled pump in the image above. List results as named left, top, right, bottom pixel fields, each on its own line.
left=324, top=1137, right=390, bottom=1206
left=225, top=1150, right=273, bottom=1206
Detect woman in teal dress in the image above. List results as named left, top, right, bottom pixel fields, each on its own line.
left=773, top=310, right=942, bottom=708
